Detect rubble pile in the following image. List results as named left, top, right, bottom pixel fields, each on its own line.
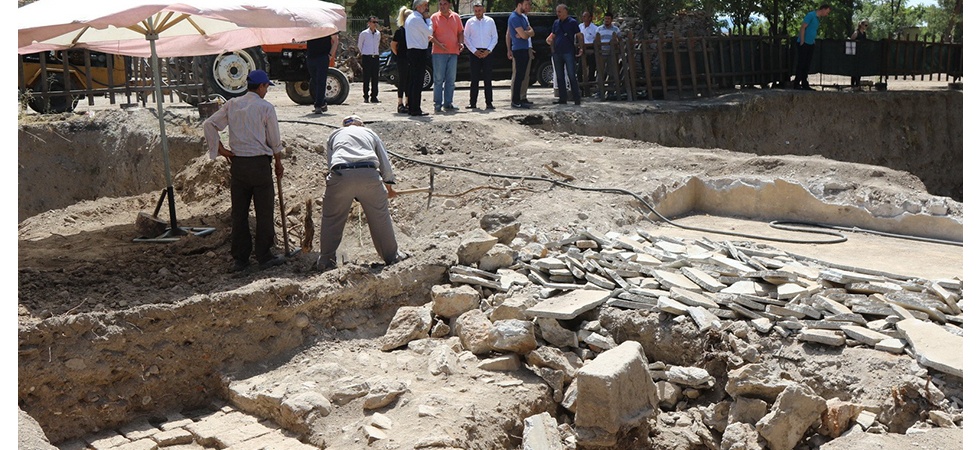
left=377, top=219, right=963, bottom=449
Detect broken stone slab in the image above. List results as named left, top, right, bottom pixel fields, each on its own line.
left=708, top=254, right=756, bottom=275
left=745, top=270, right=798, bottom=285
left=766, top=305, right=807, bottom=320
left=680, top=266, right=726, bottom=292
left=607, top=298, right=658, bottom=311
left=585, top=271, right=617, bottom=290
left=526, top=346, right=578, bottom=384
left=855, top=410, right=877, bottom=430
left=798, top=329, right=846, bottom=346
left=580, top=330, right=616, bottom=351
left=776, top=282, right=814, bottom=300
left=887, top=302, right=928, bottom=321
left=895, top=318, right=963, bottom=377
left=687, top=306, right=722, bottom=332
left=885, top=292, right=947, bottom=324
left=489, top=319, right=537, bottom=355
left=670, top=287, right=720, bottom=309
left=380, top=305, right=434, bottom=351
left=665, top=366, right=714, bottom=388
left=824, top=313, right=869, bottom=325
left=363, top=380, right=408, bottom=410
left=846, top=281, right=904, bottom=295
left=629, top=253, right=662, bottom=266
left=428, top=345, right=459, bottom=376
left=489, top=297, right=528, bottom=322
left=732, top=294, right=767, bottom=311
left=874, top=338, right=906, bottom=354
left=729, top=396, right=768, bottom=426
left=757, top=384, right=828, bottom=450
left=536, top=317, right=580, bottom=348
left=449, top=273, right=503, bottom=291
left=811, top=294, right=854, bottom=316
left=721, top=280, right=771, bottom=296
left=722, top=422, right=765, bottom=450
left=523, top=412, right=563, bottom=450
left=750, top=317, right=773, bottom=334
left=431, top=284, right=481, bottom=320
left=457, top=228, right=499, bottom=265
left=801, top=320, right=844, bottom=330
left=728, top=303, right=763, bottom=320
left=819, top=268, right=885, bottom=284
left=839, top=325, right=892, bottom=346
left=655, top=381, right=682, bottom=409
left=653, top=269, right=702, bottom=291
left=657, top=296, right=690, bottom=315
left=614, top=292, right=659, bottom=305
left=818, top=397, right=865, bottom=438
left=525, top=289, right=611, bottom=320
left=478, top=244, right=517, bottom=272
left=575, top=341, right=659, bottom=447
left=477, top=354, right=522, bottom=372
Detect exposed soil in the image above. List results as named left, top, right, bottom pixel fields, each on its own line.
left=16, top=82, right=963, bottom=449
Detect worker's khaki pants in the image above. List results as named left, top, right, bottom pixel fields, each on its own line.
left=319, top=168, right=398, bottom=266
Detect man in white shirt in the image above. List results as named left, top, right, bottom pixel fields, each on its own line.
left=463, top=2, right=497, bottom=109
left=203, top=70, right=285, bottom=272
left=317, top=115, right=403, bottom=271
left=358, top=16, right=382, bottom=103
left=578, top=11, right=598, bottom=95
left=405, top=0, right=434, bottom=116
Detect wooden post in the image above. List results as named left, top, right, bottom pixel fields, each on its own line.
left=83, top=50, right=95, bottom=106
left=686, top=30, right=699, bottom=95
left=594, top=40, right=605, bottom=99
left=642, top=39, right=653, bottom=99
left=107, top=53, right=116, bottom=105
left=61, top=51, right=72, bottom=105
left=657, top=30, right=669, bottom=99
left=610, top=37, right=622, bottom=99
left=625, top=31, right=637, bottom=101
left=701, top=35, right=714, bottom=96
left=728, top=32, right=737, bottom=87
left=902, top=33, right=910, bottom=80
left=671, top=29, right=684, bottom=95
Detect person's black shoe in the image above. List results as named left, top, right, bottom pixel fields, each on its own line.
left=371, top=98, right=380, bottom=103
left=574, top=99, right=581, bottom=105
left=258, top=255, right=286, bottom=270
left=314, top=256, right=337, bottom=272
left=466, top=104, right=477, bottom=109
left=511, top=102, right=529, bottom=109
left=553, top=100, right=567, bottom=105
left=409, top=111, right=429, bottom=116
left=485, top=103, right=495, bottom=110
left=385, top=251, right=410, bottom=266
left=397, top=104, right=408, bottom=114
left=231, top=259, right=250, bottom=273
left=521, top=99, right=534, bottom=105
left=364, top=96, right=370, bottom=103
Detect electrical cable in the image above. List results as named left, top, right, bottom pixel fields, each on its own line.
left=279, top=118, right=962, bottom=247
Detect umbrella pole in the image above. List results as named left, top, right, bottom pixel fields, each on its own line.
left=148, top=31, right=185, bottom=237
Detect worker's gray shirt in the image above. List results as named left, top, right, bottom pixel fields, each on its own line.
left=326, top=126, right=396, bottom=184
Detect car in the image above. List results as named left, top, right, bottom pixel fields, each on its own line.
left=380, top=12, right=559, bottom=90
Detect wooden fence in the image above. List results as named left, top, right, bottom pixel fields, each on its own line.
left=580, top=30, right=963, bottom=100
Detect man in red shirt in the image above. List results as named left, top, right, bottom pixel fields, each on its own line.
left=430, top=0, right=464, bottom=112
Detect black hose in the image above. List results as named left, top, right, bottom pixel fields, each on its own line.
left=279, top=118, right=962, bottom=247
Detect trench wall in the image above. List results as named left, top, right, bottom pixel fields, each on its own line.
left=17, top=265, right=445, bottom=443
left=542, top=90, right=963, bottom=201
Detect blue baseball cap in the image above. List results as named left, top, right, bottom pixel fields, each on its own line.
left=247, top=69, right=275, bottom=86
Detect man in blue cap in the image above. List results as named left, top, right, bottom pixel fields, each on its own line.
left=204, top=69, right=286, bottom=272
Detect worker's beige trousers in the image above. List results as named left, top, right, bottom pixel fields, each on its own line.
left=319, top=168, right=398, bottom=266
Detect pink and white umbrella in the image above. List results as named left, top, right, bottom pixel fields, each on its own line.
left=18, top=0, right=346, bottom=240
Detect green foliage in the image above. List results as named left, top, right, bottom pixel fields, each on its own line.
left=350, top=0, right=409, bottom=22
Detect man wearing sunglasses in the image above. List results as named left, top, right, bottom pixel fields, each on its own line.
left=358, top=16, right=383, bottom=103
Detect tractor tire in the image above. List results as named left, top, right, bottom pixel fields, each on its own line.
left=284, top=68, right=350, bottom=105
left=28, top=73, right=77, bottom=114
left=201, top=46, right=269, bottom=99
left=285, top=80, right=314, bottom=105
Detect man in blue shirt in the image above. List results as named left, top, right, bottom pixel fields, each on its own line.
left=546, top=4, right=583, bottom=105
left=508, top=0, right=534, bottom=108
left=793, top=4, right=831, bottom=91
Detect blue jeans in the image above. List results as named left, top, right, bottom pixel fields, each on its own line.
left=553, top=52, right=580, bottom=102
left=432, top=53, right=458, bottom=108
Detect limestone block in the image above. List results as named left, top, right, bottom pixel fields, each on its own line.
left=480, top=213, right=521, bottom=244
left=839, top=325, right=891, bottom=346
left=526, top=346, right=577, bottom=384
left=479, top=243, right=517, bottom=272
left=757, top=384, right=827, bottom=450
left=680, top=266, right=726, bottom=292
left=665, top=366, right=713, bottom=388
left=721, top=422, right=765, bottom=450
left=896, top=318, right=963, bottom=377
left=750, top=317, right=773, bottom=334
left=428, top=344, right=458, bottom=376
left=874, top=338, right=906, bottom=354
left=457, top=228, right=498, bottom=265
left=280, top=391, right=331, bottom=424
left=536, top=317, right=579, bottom=348
left=725, top=364, right=793, bottom=403
left=688, top=306, right=722, bottom=332
left=490, top=319, right=537, bottom=355
left=431, top=284, right=480, bottom=319
left=363, top=380, right=408, bottom=410
left=498, top=268, right=530, bottom=290
left=798, top=329, right=846, bottom=346
left=581, top=330, right=616, bottom=351
left=819, top=397, right=865, bottom=438
left=728, top=397, right=768, bottom=426
left=454, top=309, right=494, bottom=356
left=655, top=381, right=681, bottom=409
left=670, top=287, right=719, bottom=308
left=654, top=270, right=702, bottom=291
left=380, top=305, right=433, bottom=351
left=489, top=297, right=527, bottom=322
left=477, top=354, right=522, bottom=372
left=575, top=341, right=659, bottom=447
left=523, top=412, right=563, bottom=450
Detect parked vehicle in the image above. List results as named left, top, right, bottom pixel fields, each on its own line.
left=380, top=12, right=558, bottom=90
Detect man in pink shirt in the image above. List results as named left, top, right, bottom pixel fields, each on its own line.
left=430, top=0, right=464, bottom=112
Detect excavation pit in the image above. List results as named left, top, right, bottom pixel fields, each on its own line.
left=17, top=86, right=962, bottom=449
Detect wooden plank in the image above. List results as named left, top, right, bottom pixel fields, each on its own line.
left=671, top=29, right=684, bottom=95
left=657, top=30, right=669, bottom=99
left=686, top=31, right=699, bottom=95
left=625, top=31, right=637, bottom=101
left=642, top=39, right=653, bottom=99
left=700, top=35, right=713, bottom=96
left=83, top=49, right=95, bottom=106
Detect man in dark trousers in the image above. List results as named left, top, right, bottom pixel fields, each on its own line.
left=203, top=70, right=286, bottom=272
left=404, top=0, right=433, bottom=116
left=317, top=115, right=405, bottom=271
left=546, top=4, right=583, bottom=105
left=358, top=16, right=382, bottom=103
left=463, top=1, right=497, bottom=109
left=793, top=4, right=831, bottom=91
left=306, top=33, right=338, bottom=114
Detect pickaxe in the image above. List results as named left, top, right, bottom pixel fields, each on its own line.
left=393, top=167, right=436, bottom=208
